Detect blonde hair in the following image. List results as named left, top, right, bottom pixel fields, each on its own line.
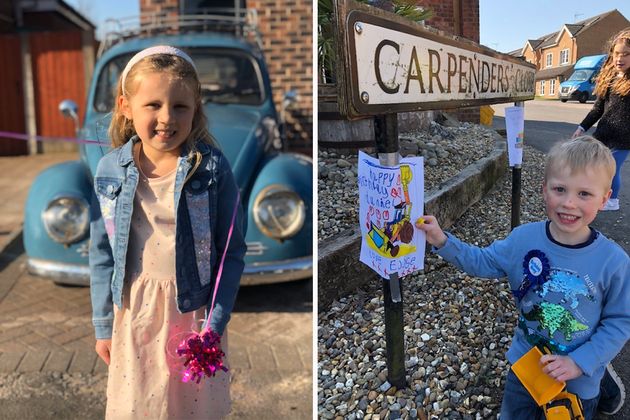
left=594, top=28, right=630, bottom=97
left=545, top=136, right=615, bottom=188
left=108, top=53, right=218, bottom=155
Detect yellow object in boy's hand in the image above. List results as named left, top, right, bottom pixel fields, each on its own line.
left=416, top=217, right=425, bottom=226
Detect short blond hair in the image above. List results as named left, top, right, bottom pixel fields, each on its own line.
left=545, top=136, right=615, bottom=189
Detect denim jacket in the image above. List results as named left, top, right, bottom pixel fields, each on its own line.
left=89, top=136, right=246, bottom=340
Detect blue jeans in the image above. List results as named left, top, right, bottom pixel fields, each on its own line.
left=500, top=369, right=599, bottom=419
left=611, top=149, right=630, bottom=199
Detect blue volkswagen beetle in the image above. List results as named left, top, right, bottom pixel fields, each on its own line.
left=23, top=15, right=312, bottom=286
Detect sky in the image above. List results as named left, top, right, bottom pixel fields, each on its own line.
left=480, top=0, right=630, bottom=53
left=64, top=0, right=140, bottom=40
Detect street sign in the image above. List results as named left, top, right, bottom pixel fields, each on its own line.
left=334, top=0, right=536, bottom=119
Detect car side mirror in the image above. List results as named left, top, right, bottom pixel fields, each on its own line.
left=278, top=90, right=299, bottom=151
left=59, top=99, right=80, bottom=135
left=282, top=90, right=298, bottom=111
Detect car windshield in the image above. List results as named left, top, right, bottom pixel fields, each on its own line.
left=93, top=48, right=264, bottom=112
left=568, top=69, right=594, bottom=82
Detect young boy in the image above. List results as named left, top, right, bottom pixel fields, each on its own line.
left=416, top=136, right=630, bottom=419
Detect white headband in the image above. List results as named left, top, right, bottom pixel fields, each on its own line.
left=121, top=45, right=197, bottom=94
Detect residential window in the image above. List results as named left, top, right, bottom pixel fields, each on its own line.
left=546, top=53, right=553, bottom=67
left=560, top=49, right=570, bottom=65
left=540, top=80, right=545, bottom=95
left=549, top=79, right=556, bottom=95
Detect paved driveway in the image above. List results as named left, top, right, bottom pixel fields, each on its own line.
left=0, top=152, right=313, bottom=419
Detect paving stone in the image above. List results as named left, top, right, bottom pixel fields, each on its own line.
left=229, top=345, right=251, bottom=369
left=17, top=350, right=49, bottom=372
left=0, top=351, right=24, bottom=372
left=0, top=340, right=28, bottom=352
left=43, top=350, right=73, bottom=372
left=93, top=357, right=108, bottom=374
left=68, top=350, right=97, bottom=373
left=52, top=325, right=93, bottom=346
left=297, top=342, right=313, bottom=369
left=0, top=325, right=33, bottom=343
left=62, top=340, right=94, bottom=352
left=34, top=324, right=64, bottom=338
left=248, top=343, right=276, bottom=370
left=17, top=330, right=48, bottom=347
left=272, top=344, right=303, bottom=372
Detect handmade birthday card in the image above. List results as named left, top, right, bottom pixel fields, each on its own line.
left=358, top=151, right=425, bottom=279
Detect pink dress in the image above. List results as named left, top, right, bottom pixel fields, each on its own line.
left=106, top=147, right=230, bottom=419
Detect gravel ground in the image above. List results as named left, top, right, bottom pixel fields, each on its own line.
left=318, top=122, right=500, bottom=242
left=317, top=124, right=550, bottom=419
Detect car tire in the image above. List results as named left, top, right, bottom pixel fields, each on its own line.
left=578, top=92, right=589, bottom=103
left=560, top=99, right=568, bottom=103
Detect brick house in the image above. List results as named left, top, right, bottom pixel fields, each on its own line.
left=510, top=10, right=629, bottom=99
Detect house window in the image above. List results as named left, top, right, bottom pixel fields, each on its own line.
left=549, top=79, right=556, bottom=95
left=560, top=49, right=570, bottom=65
left=546, top=53, right=553, bottom=67
left=540, top=80, right=545, bottom=95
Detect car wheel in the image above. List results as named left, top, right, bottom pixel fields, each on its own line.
left=578, top=92, right=589, bottom=103
left=560, top=99, right=568, bottom=103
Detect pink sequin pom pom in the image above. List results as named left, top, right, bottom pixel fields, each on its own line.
left=176, top=329, right=228, bottom=383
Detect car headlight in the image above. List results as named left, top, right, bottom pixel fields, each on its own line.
left=253, top=185, right=305, bottom=240
left=42, top=196, right=90, bottom=244
left=568, top=86, right=578, bottom=93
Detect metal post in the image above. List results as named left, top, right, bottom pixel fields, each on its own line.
left=511, top=164, right=521, bottom=230
left=373, top=114, right=406, bottom=389
left=510, top=101, right=524, bottom=230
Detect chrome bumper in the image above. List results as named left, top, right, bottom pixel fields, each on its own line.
left=240, top=256, right=312, bottom=285
left=27, top=258, right=90, bottom=286
left=27, top=255, right=312, bottom=286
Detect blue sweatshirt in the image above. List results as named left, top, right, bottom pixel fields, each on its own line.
left=435, top=221, right=630, bottom=399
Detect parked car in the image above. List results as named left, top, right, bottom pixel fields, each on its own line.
left=559, top=54, right=607, bottom=103
left=23, top=11, right=312, bottom=286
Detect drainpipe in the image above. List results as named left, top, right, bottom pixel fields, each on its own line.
left=453, top=0, right=463, bottom=36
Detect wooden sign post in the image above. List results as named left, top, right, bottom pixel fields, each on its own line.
left=332, top=0, right=535, bottom=389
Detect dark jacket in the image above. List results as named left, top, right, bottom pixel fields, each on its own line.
left=580, top=88, right=630, bottom=149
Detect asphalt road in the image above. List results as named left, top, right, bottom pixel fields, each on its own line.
left=493, top=99, right=630, bottom=419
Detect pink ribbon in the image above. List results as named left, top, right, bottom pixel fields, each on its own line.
left=205, top=190, right=241, bottom=330
left=0, top=130, right=104, bottom=145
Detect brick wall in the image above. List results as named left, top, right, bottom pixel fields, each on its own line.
left=247, top=0, right=313, bottom=152
left=140, top=0, right=179, bottom=15
left=420, top=0, right=479, bottom=42
left=419, top=0, right=480, bottom=123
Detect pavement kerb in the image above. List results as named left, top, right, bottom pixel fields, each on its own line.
left=318, top=134, right=508, bottom=309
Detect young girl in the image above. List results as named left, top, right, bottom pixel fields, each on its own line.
left=89, top=45, right=246, bottom=419
left=573, top=28, right=630, bottom=212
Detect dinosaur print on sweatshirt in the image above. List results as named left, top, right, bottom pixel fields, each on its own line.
left=540, top=269, right=594, bottom=309
left=523, top=302, right=588, bottom=341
